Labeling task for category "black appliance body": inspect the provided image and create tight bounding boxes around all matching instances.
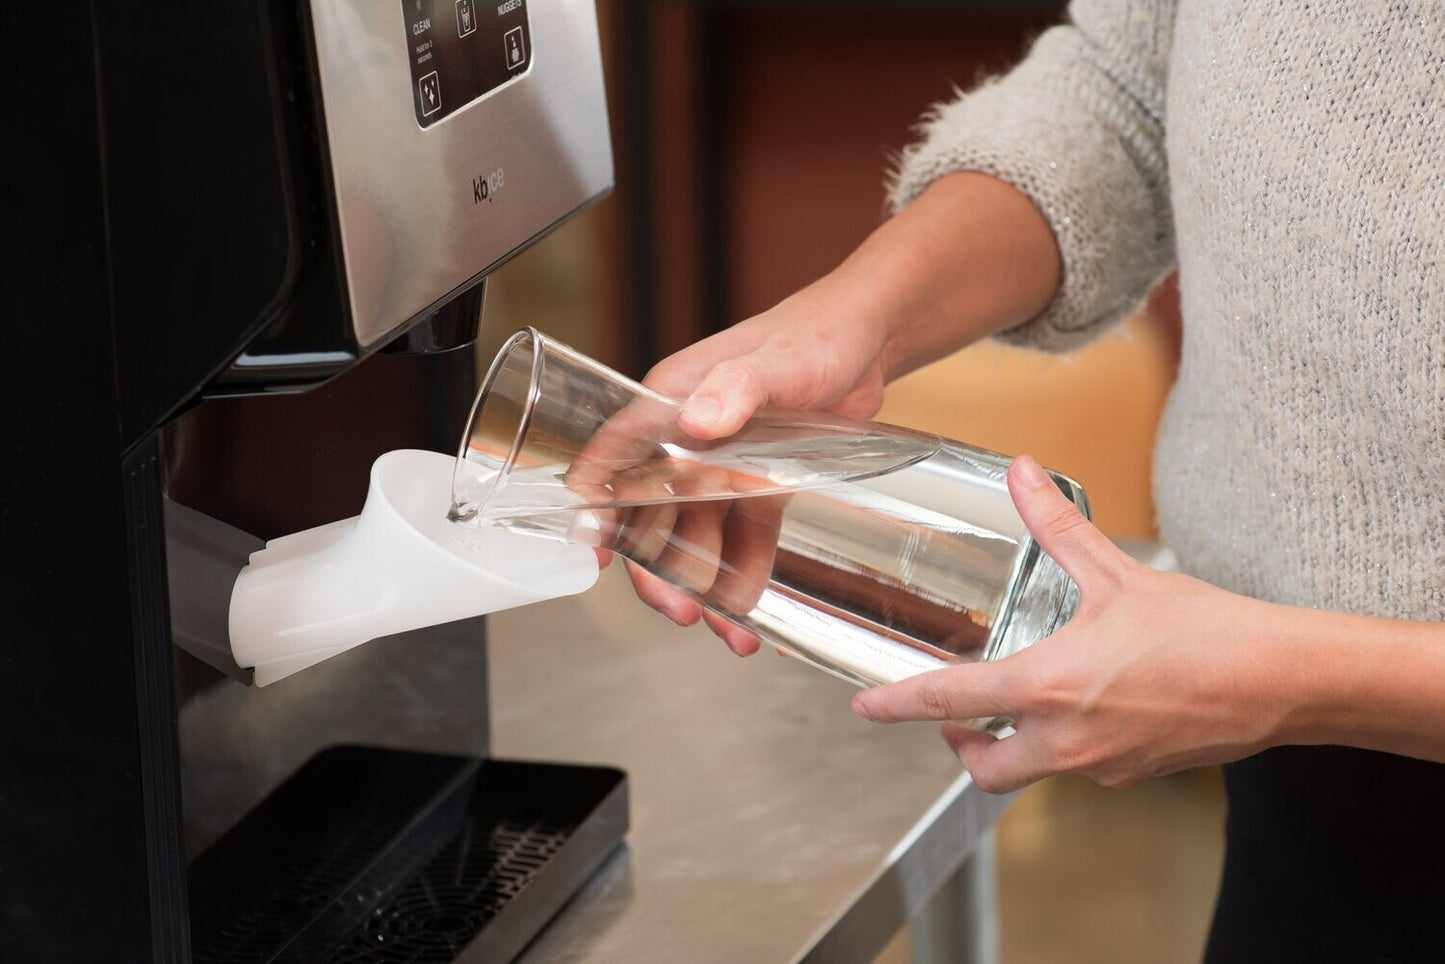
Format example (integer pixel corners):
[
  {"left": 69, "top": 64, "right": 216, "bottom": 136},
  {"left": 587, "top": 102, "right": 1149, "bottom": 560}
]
[{"left": 0, "top": 1, "right": 622, "bottom": 960}]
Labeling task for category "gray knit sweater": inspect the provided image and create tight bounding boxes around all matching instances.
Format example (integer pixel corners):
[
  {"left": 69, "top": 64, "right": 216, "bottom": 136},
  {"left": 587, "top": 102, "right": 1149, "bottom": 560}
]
[{"left": 889, "top": 1, "right": 1443, "bottom": 622}]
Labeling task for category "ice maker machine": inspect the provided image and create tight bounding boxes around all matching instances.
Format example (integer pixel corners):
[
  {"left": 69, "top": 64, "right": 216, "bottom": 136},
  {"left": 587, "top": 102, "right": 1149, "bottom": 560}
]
[{"left": 1, "top": 1, "right": 625, "bottom": 960}]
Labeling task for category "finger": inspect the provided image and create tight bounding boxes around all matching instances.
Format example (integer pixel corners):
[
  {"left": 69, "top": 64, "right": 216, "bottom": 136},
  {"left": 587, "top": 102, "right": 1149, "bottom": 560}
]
[
  {"left": 1008, "top": 455, "right": 1128, "bottom": 590},
  {"left": 702, "top": 610, "right": 762, "bottom": 657},
  {"left": 647, "top": 464, "right": 732, "bottom": 594},
  {"left": 567, "top": 394, "right": 678, "bottom": 491},
  {"left": 641, "top": 326, "right": 768, "bottom": 401},
  {"left": 851, "top": 662, "right": 1016, "bottom": 723},
  {"left": 941, "top": 722, "right": 1051, "bottom": 794},
  {"left": 704, "top": 490, "right": 786, "bottom": 617},
  {"left": 678, "top": 353, "right": 797, "bottom": 439},
  {"left": 608, "top": 467, "right": 680, "bottom": 565},
  {"left": 625, "top": 561, "right": 704, "bottom": 626},
  {"left": 617, "top": 503, "right": 677, "bottom": 565}
]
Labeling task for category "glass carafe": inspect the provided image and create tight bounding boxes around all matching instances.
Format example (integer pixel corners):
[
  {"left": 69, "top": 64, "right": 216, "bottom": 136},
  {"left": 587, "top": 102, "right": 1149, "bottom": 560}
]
[{"left": 451, "top": 328, "right": 1089, "bottom": 689}]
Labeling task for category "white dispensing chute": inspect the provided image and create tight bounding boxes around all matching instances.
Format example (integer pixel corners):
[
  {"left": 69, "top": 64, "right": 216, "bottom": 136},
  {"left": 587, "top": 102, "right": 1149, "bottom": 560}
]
[{"left": 228, "top": 449, "right": 599, "bottom": 686}]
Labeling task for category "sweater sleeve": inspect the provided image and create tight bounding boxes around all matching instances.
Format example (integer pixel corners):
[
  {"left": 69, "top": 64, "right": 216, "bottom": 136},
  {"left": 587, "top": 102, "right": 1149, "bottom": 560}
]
[{"left": 887, "top": 0, "right": 1178, "bottom": 351}]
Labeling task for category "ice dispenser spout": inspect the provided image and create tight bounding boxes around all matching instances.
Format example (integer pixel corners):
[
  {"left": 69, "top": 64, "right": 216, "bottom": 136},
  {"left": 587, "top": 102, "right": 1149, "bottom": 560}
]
[{"left": 228, "top": 449, "right": 599, "bottom": 686}]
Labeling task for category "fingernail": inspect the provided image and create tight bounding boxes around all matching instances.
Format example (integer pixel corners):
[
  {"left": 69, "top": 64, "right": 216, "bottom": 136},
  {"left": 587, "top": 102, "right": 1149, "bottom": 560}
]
[
  {"left": 565, "top": 509, "right": 604, "bottom": 547},
  {"left": 851, "top": 693, "right": 873, "bottom": 720},
  {"left": 682, "top": 394, "right": 721, "bottom": 427},
  {"left": 661, "top": 606, "right": 688, "bottom": 626},
  {"left": 1015, "top": 456, "right": 1050, "bottom": 490}
]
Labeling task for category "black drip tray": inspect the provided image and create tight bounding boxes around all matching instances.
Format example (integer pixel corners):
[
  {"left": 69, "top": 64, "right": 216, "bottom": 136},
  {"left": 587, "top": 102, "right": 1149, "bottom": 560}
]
[{"left": 189, "top": 747, "right": 628, "bottom": 964}]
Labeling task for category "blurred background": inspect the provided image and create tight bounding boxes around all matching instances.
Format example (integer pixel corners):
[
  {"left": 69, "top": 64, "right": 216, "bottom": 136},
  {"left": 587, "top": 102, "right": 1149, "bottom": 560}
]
[{"left": 483, "top": 2, "right": 1224, "bottom": 961}]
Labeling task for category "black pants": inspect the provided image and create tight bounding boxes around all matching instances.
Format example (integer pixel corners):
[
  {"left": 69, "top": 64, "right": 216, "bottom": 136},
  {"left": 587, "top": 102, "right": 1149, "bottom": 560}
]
[{"left": 1204, "top": 747, "right": 1445, "bottom": 963}]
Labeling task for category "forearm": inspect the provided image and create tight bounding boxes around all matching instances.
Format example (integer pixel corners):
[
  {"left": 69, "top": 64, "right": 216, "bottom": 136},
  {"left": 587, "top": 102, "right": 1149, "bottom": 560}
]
[
  {"left": 824, "top": 171, "right": 1062, "bottom": 382},
  {"left": 1270, "top": 604, "right": 1445, "bottom": 762}
]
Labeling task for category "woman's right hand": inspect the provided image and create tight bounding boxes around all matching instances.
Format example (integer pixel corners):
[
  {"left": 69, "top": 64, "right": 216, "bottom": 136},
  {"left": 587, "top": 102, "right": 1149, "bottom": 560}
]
[
  {"left": 645, "top": 276, "right": 895, "bottom": 440},
  {"left": 619, "top": 172, "right": 1065, "bottom": 655},
  {"left": 624, "top": 275, "right": 898, "bottom": 654}
]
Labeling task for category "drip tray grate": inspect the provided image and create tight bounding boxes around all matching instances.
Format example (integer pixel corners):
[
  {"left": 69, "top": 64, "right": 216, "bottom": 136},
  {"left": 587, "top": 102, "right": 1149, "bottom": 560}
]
[
  {"left": 335, "top": 814, "right": 572, "bottom": 962},
  {"left": 189, "top": 747, "right": 627, "bottom": 964}
]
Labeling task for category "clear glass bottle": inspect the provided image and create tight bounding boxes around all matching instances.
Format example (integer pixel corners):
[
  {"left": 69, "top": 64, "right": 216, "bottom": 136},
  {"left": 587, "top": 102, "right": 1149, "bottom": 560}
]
[{"left": 451, "top": 328, "right": 1089, "bottom": 688}]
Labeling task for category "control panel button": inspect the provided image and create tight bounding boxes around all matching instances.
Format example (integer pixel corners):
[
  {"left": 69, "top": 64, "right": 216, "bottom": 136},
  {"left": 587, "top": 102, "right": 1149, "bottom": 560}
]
[
  {"left": 504, "top": 26, "right": 525, "bottom": 71},
  {"left": 455, "top": 0, "right": 476, "bottom": 38},
  {"left": 404, "top": 0, "right": 532, "bottom": 125},
  {"left": 419, "top": 71, "right": 441, "bottom": 116}
]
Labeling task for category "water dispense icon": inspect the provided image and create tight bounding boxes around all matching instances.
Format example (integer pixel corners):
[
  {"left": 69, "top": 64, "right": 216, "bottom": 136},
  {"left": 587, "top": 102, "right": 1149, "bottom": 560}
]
[
  {"left": 456, "top": 0, "right": 476, "bottom": 38},
  {"left": 504, "top": 27, "right": 525, "bottom": 70}
]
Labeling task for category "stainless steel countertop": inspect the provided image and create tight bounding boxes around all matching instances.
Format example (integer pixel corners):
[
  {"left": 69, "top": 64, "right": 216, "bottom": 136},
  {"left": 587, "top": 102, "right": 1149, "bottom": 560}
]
[{"left": 489, "top": 565, "right": 1011, "bottom": 964}]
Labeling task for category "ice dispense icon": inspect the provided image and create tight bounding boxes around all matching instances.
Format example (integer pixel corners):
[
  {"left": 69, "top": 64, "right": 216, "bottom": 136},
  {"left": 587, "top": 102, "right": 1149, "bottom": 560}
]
[
  {"left": 456, "top": 0, "right": 476, "bottom": 38},
  {"left": 505, "top": 27, "right": 525, "bottom": 70}
]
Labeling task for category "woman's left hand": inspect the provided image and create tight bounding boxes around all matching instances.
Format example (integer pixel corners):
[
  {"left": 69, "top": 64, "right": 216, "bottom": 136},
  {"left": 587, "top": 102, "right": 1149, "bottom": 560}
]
[{"left": 851, "top": 455, "right": 1302, "bottom": 793}]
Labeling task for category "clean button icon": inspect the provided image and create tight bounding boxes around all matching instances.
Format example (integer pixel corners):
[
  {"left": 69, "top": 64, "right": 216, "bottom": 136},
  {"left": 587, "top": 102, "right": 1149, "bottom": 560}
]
[{"left": 419, "top": 71, "right": 441, "bottom": 116}]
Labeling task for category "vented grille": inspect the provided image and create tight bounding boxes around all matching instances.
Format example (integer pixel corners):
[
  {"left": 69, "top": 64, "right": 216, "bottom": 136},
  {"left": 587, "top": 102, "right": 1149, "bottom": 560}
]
[
  {"left": 193, "top": 818, "right": 404, "bottom": 962},
  {"left": 329, "top": 816, "right": 572, "bottom": 963},
  {"left": 189, "top": 748, "right": 626, "bottom": 964}
]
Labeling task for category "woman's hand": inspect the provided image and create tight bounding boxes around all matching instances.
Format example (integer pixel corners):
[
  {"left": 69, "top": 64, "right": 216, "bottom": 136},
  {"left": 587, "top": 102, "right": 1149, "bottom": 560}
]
[
  {"left": 623, "top": 277, "right": 899, "bottom": 652},
  {"left": 852, "top": 455, "right": 1302, "bottom": 793},
  {"left": 622, "top": 172, "right": 1065, "bottom": 653},
  {"left": 644, "top": 278, "right": 895, "bottom": 439}
]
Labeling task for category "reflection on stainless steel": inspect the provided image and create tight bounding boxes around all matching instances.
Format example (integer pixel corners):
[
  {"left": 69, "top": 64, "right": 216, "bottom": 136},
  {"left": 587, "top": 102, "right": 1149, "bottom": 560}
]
[
  {"left": 309, "top": 0, "right": 613, "bottom": 347},
  {"left": 488, "top": 567, "right": 1012, "bottom": 964},
  {"left": 163, "top": 498, "right": 260, "bottom": 684},
  {"left": 165, "top": 343, "right": 488, "bottom": 860},
  {"left": 177, "top": 617, "right": 491, "bottom": 856},
  {"left": 906, "top": 834, "right": 998, "bottom": 964}
]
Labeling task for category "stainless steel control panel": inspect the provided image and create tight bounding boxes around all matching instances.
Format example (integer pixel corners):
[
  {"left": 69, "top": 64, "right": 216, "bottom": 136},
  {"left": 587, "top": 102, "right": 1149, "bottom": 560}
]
[{"left": 309, "top": 0, "right": 613, "bottom": 348}]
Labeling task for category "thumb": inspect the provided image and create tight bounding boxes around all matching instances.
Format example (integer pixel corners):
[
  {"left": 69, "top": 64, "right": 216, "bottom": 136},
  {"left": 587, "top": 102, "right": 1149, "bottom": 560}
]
[
  {"left": 852, "top": 661, "right": 1015, "bottom": 723},
  {"left": 678, "top": 353, "right": 794, "bottom": 439},
  {"left": 1008, "top": 455, "right": 1125, "bottom": 590}
]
